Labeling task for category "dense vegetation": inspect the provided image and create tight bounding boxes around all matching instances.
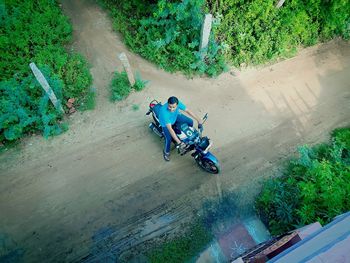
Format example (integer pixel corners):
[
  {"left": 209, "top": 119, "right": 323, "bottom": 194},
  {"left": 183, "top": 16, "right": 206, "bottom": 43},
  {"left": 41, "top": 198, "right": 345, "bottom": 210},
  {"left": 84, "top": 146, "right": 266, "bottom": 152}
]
[
  {"left": 0, "top": 0, "right": 93, "bottom": 143},
  {"left": 101, "top": 0, "right": 350, "bottom": 73},
  {"left": 99, "top": 0, "right": 227, "bottom": 76},
  {"left": 212, "top": 0, "right": 350, "bottom": 66},
  {"left": 255, "top": 128, "right": 350, "bottom": 235}
]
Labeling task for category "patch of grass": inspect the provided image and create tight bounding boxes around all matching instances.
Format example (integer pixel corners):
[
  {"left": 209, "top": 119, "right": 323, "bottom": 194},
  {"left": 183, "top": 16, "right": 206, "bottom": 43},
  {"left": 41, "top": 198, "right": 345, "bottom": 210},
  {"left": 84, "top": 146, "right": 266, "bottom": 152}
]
[
  {"left": 131, "top": 104, "right": 140, "bottom": 111},
  {"left": 109, "top": 71, "right": 131, "bottom": 101},
  {"left": 79, "top": 88, "right": 96, "bottom": 110},
  {"left": 147, "top": 220, "right": 212, "bottom": 263}
]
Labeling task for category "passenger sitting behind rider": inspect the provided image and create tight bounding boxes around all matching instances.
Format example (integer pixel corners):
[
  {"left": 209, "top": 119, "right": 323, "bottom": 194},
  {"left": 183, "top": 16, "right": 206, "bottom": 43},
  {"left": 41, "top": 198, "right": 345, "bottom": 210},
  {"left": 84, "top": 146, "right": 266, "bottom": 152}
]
[{"left": 159, "top": 96, "right": 203, "bottom": 161}]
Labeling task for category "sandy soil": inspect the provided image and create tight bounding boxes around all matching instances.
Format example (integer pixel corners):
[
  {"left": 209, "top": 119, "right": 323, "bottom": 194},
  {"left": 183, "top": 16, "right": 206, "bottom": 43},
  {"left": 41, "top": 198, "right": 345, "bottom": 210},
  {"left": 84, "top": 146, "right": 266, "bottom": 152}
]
[{"left": 0, "top": 0, "right": 349, "bottom": 262}]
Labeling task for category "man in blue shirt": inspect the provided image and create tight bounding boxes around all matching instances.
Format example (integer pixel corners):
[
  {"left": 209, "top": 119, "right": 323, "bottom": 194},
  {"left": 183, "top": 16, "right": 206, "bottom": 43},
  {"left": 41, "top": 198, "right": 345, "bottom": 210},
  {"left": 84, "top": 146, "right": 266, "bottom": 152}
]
[{"left": 159, "top": 96, "right": 202, "bottom": 161}]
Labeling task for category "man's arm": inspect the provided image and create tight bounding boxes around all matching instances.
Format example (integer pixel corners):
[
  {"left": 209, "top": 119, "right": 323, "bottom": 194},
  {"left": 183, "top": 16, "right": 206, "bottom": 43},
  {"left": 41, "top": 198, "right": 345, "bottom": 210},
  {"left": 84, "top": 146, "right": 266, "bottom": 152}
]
[
  {"left": 184, "top": 109, "right": 202, "bottom": 125},
  {"left": 166, "top": 124, "right": 181, "bottom": 145}
]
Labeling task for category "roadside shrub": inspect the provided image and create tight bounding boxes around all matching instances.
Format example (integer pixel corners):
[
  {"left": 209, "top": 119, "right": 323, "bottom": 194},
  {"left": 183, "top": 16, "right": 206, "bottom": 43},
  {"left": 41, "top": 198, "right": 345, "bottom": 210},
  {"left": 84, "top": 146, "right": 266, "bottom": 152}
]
[
  {"left": 59, "top": 53, "right": 93, "bottom": 106},
  {"left": 320, "top": 0, "right": 350, "bottom": 39},
  {"left": 0, "top": 67, "right": 67, "bottom": 141},
  {"left": 211, "top": 0, "right": 350, "bottom": 66},
  {"left": 100, "top": 0, "right": 227, "bottom": 76},
  {"left": 109, "top": 71, "right": 131, "bottom": 101},
  {"left": 0, "top": 0, "right": 93, "bottom": 143},
  {"left": 109, "top": 71, "right": 148, "bottom": 101},
  {"left": 133, "top": 72, "right": 148, "bottom": 91},
  {"left": 101, "top": 0, "right": 349, "bottom": 71},
  {"left": 255, "top": 128, "right": 350, "bottom": 235},
  {"left": 1, "top": 0, "right": 93, "bottom": 104}
]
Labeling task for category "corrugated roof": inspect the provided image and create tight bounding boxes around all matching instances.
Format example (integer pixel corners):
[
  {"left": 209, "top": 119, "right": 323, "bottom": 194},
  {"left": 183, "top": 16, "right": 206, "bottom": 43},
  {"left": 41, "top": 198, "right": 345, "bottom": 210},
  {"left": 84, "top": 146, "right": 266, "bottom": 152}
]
[{"left": 269, "top": 211, "right": 350, "bottom": 263}]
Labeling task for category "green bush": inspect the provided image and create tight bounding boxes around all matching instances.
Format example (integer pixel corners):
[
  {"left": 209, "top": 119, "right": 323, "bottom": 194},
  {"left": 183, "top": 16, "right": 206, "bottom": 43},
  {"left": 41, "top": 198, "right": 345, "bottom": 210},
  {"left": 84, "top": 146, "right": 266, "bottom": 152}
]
[
  {"left": 0, "top": 0, "right": 93, "bottom": 103},
  {"left": 101, "top": 0, "right": 349, "bottom": 71},
  {"left": 109, "top": 71, "right": 148, "bottom": 101},
  {"left": 109, "top": 71, "right": 131, "bottom": 101},
  {"left": 133, "top": 72, "right": 148, "bottom": 91},
  {"left": 0, "top": 0, "right": 72, "bottom": 81},
  {"left": 0, "top": 67, "right": 67, "bottom": 141},
  {"left": 255, "top": 128, "right": 350, "bottom": 235},
  {"left": 212, "top": 0, "right": 350, "bottom": 66},
  {"left": 100, "top": 0, "right": 227, "bottom": 76},
  {"left": 0, "top": 0, "right": 93, "bottom": 143}
]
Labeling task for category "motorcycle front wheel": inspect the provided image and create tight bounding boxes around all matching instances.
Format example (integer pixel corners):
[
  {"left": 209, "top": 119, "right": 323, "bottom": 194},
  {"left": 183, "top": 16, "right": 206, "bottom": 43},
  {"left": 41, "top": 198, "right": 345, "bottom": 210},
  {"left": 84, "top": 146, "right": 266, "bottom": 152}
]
[{"left": 196, "top": 158, "right": 220, "bottom": 174}]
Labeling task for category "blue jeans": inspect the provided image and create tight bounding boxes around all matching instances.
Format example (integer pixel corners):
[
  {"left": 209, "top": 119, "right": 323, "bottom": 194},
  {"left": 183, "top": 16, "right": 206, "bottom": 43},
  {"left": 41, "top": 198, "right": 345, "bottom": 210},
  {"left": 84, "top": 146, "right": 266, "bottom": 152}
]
[{"left": 163, "top": 114, "right": 193, "bottom": 154}]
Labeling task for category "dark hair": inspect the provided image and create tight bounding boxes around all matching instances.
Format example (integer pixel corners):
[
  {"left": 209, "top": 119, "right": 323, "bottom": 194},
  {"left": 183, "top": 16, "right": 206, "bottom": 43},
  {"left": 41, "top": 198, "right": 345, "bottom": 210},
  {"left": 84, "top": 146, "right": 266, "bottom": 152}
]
[{"left": 168, "top": 96, "right": 179, "bottom": 105}]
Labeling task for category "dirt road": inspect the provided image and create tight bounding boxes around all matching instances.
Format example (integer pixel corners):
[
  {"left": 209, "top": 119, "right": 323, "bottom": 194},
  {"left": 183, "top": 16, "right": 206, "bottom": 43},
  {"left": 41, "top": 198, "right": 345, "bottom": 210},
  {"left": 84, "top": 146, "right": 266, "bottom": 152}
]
[{"left": 0, "top": 0, "right": 349, "bottom": 262}]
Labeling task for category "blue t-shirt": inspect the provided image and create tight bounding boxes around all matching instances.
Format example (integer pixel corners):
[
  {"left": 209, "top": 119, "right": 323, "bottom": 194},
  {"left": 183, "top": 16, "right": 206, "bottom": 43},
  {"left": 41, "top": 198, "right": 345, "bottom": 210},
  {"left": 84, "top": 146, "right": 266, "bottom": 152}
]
[{"left": 159, "top": 101, "right": 186, "bottom": 127}]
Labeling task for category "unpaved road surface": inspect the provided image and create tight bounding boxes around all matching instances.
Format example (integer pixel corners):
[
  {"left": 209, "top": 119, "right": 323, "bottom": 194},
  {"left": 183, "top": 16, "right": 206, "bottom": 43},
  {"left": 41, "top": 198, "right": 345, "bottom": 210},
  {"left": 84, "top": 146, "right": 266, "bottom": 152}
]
[{"left": 1, "top": 1, "right": 349, "bottom": 262}]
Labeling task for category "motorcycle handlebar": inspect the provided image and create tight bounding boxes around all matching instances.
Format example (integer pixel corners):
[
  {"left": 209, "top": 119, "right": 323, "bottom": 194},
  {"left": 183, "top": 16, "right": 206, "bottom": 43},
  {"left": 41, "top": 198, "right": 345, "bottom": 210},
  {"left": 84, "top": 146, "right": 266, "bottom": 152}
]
[{"left": 202, "top": 113, "right": 208, "bottom": 122}]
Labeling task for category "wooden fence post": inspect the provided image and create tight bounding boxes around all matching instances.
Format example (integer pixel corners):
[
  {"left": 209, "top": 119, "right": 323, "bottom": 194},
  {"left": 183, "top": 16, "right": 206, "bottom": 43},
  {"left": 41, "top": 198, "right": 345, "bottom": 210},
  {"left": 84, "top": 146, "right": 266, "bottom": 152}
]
[
  {"left": 118, "top": 52, "right": 135, "bottom": 86},
  {"left": 29, "top": 62, "right": 64, "bottom": 113}
]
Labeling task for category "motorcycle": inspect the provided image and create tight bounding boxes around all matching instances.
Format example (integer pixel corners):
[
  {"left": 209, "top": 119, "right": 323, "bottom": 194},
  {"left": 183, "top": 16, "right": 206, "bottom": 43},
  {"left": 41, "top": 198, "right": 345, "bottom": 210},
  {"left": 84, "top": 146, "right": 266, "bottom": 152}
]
[{"left": 146, "top": 100, "right": 220, "bottom": 174}]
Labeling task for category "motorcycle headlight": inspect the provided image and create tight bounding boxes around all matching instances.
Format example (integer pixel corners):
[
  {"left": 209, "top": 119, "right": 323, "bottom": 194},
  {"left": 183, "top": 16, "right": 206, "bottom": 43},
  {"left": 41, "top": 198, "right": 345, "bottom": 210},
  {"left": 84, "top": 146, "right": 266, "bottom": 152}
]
[{"left": 199, "top": 137, "right": 210, "bottom": 150}]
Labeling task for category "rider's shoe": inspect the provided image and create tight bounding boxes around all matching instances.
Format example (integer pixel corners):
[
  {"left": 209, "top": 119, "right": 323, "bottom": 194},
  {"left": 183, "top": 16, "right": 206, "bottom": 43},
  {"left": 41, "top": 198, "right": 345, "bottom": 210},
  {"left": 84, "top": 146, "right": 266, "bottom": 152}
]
[{"left": 163, "top": 151, "right": 170, "bottom": 161}]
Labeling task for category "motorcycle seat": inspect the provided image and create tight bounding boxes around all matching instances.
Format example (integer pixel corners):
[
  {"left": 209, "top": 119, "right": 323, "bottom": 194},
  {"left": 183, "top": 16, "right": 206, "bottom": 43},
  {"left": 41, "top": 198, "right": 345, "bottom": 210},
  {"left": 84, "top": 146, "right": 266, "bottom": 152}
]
[{"left": 152, "top": 103, "right": 162, "bottom": 117}]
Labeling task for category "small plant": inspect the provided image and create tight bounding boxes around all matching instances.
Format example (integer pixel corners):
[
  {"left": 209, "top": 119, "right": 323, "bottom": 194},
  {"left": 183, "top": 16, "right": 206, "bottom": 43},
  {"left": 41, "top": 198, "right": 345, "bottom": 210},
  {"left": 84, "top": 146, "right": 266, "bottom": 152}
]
[
  {"left": 109, "top": 71, "right": 131, "bottom": 101},
  {"left": 131, "top": 104, "right": 140, "bottom": 111},
  {"left": 133, "top": 72, "right": 148, "bottom": 91},
  {"left": 109, "top": 71, "right": 148, "bottom": 101}
]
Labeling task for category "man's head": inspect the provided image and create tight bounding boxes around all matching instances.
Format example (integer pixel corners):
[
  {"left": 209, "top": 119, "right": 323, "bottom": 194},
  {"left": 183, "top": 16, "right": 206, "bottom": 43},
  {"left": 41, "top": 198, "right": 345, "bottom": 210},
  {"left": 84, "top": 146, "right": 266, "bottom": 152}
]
[{"left": 167, "top": 96, "right": 179, "bottom": 112}]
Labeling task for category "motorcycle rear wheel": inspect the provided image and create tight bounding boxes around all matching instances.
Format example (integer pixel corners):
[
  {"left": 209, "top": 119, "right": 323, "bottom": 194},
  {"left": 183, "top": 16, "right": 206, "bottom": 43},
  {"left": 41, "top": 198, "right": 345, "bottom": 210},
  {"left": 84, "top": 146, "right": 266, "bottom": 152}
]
[{"left": 196, "top": 158, "right": 220, "bottom": 174}]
